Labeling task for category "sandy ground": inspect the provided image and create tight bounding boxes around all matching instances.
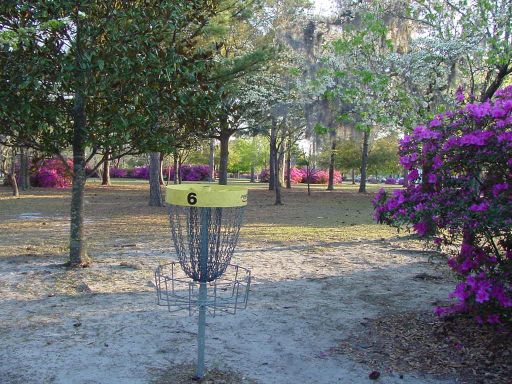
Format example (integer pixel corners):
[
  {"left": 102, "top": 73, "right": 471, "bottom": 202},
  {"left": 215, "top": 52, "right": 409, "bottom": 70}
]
[{"left": 0, "top": 185, "right": 457, "bottom": 384}]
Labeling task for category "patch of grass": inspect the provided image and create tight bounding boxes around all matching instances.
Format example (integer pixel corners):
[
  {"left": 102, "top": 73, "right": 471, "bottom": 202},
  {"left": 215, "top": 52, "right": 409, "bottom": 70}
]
[{"left": 0, "top": 183, "right": 403, "bottom": 254}]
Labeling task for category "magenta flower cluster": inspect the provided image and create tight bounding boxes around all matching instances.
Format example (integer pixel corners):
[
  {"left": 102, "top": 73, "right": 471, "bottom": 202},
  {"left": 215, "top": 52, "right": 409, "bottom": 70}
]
[
  {"left": 108, "top": 164, "right": 210, "bottom": 181},
  {"left": 373, "top": 86, "right": 512, "bottom": 324},
  {"left": 31, "top": 158, "right": 73, "bottom": 188},
  {"left": 259, "top": 168, "right": 343, "bottom": 184}
]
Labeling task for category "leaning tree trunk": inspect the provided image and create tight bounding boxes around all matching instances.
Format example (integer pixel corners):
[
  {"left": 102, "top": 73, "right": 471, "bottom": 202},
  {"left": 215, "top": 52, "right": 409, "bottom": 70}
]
[
  {"left": 358, "top": 130, "right": 369, "bottom": 193},
  {"left": 278, "top": 140, "right": 286, "bottom": 187},
  {"left": 149, "top": 152, "right": 163, "bottom": 207},
  {"left": 218, "top": 133, "right": 230, "bottom": 185},
  {"left": 69, "top": 92, "right": 91, "bottom": 267},
  {"left": 327, "top": 137, "right": 336, "bottom": 191},
  {"left": 208, "top": 139, "right": 215, "bottom": 182},
  {"left": 101, "top": 153, "right": 111, "bottom": 186}
]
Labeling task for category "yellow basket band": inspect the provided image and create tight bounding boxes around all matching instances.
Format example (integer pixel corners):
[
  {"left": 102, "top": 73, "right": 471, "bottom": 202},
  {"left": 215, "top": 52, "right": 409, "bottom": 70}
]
[{"left": 165, "top": 184, "right": 248, "bottom": 208}]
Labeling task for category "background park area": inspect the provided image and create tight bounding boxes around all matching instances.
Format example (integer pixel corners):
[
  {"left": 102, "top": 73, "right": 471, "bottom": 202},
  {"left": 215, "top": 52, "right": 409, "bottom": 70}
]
[{"left": 1, "top": 0, "right": 511, "bottom": 383}]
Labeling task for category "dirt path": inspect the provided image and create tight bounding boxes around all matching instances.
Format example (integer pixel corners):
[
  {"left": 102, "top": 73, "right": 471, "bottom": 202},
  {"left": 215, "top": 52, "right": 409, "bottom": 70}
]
[{"left": 0, "top": 185, "right": 457, "bottom": 383}]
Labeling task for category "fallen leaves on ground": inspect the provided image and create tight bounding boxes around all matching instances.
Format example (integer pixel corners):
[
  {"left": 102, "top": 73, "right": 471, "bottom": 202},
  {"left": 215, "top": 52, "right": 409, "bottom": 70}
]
[{"left": 337, "top": 311, "right": 512, "bottom": 384}]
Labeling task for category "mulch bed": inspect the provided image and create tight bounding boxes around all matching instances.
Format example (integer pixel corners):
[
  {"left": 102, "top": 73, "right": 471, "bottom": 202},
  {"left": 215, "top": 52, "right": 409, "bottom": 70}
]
[
  {"left": 150, "top": 363, "right": 257, "bottom": 384},
  {"left": 337, "top": 312, "right": 512, "bottom": 383}
]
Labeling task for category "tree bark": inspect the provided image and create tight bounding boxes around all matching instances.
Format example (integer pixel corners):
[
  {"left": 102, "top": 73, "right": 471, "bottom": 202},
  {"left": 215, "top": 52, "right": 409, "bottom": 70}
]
[
  {"left": 19, "top": 147, "right": 30, "bottom": 190},
  {"left": 306, "top": 163, "right": 311, "bottom": 196},
  {"left": 269, "top": 118, "right": 277, "bottom": 190},
  {"left": 159, "top": 153, "right": 164, "bottom": 185},
  {"left": 358, "top": 130, "right": 369, "bottom": 193},
  {"left": 480, "top": 63, "right": 511, "bottom": 102},
  {"left": 218, "top": 133, "right": 230, "bottom": 185},
  {"left": 69, "top": 92, "right": 91, "bottom": 267},
  {"left": 149, "top": 152, "right": 163, "bottom": 206},
  {"left": 8, "top": 154, "right": 19, "bottom": 197},
  {"left": 327, "top": 137, "right": 336, "bottom": 191},
  {"left": 173, "top": 152, "right": 179, "bottom": 185},
  {"left": 208, "top": 139, "right": 215, "bottom": 182},
  {"left": 351, "top": 168, "right": 355, "bottom": 185},
  {"left": 285, "top": 142, "right": 291, "bottom": 189},
  {"left": 274, "top": 149, "right": 282, "bottom": 205},
  {"left": 250, "top": 163, "right": 255, "bottom": 183},
  {"left": 101, "top": 153, "right": 110, "bottom": 186},
  {"left": 279, "top": 140, "right": 286, "bottom": 187},
  {"left": 402, "top": 168, "right": 409, "bottom": 187}
]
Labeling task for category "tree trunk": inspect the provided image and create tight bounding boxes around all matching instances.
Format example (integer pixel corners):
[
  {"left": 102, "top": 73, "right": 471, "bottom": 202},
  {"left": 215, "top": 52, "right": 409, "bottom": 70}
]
[
  {"left": 285, "top": 143, "right": 291, "bottom": 189},
  {"left": 178, "top": 157, "right": 183, "bottom": 184},
  {"left": 149, "top": 152, "right": 163, "bottom": 207},
  {"left": 358, "top": 130, "right": 369, "bottom": 193},
  {"left": 327, "top": 137, "right": 336, "bottom": 191},
  {"left": 278, "top": 141, "right": 286, "bottom": 187},
  {"left": 276, "top": 144, "right": 286, "bottom": 187},
  {"left": 159, "top": 153, "right": 164, "bottom": 185},
  {"left": 101, "top": 154, "right": 110, "bottom": 186},
  {"left": 480, "top": 63, "right": 510, "bottom": 102},
  {"left": 69, "top": 92, "right": 91, "bottom": 267},
  {"left": 306, "top": 164, "right": 311, "bottom": 196},
  {"left": 250, "top": 163, "right": 255, "bottom": 183},
  {"left": 351, "top": 169, "right": 355, "bottom": 185},
  {"left": 274, "top": 149, "right": 282, "bottom": 205},
  {"left": 208, "top": 139, "right": 215, "bottom": 182},
  {"left": 19, "top": 148, "right": 30, "bottom": 190},
  {"left": 8, "top": 154, "right": 19, "bottom": 197},
  {"left": 173, "top": 153, "right": 179, "bottom": 185},
  {"left": 269, "top": 118, "right": 277, "bottom": 190},
  {"left": 402, "top": 168, "right": 409, "bottom": 187},
  {"left": 218, "top": 133, "right": 230, "bottom": 185}
]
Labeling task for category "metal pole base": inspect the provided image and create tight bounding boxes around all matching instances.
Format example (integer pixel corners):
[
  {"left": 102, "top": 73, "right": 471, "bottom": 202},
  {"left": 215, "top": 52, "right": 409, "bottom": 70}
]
[{"left": 195, "top": 282, "right": 207, "bottom": 379}]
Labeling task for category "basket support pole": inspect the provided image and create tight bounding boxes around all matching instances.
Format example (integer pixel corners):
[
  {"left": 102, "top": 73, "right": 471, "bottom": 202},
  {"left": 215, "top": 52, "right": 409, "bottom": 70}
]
[{"left": 195, "top": 208, "right": 210, "bottom": 379}]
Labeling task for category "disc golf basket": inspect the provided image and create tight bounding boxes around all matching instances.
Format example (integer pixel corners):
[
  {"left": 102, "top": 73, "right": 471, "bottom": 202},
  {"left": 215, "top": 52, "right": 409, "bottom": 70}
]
[{"left": 154, "top": 184, "right": 251, "bottom": 379}]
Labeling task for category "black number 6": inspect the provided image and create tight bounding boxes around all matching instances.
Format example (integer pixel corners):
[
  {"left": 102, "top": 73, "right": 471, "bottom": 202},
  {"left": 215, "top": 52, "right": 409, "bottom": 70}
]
[{"left": 187, "top": 192, "right": 197, "bottom": 205}]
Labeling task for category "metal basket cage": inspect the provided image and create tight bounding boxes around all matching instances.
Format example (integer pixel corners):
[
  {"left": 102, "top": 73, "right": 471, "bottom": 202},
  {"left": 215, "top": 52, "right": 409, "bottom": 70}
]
[
  {"left": 168, "top": 205, "right": 245, "bottom": 283},
  {"left": 155, "top": 262, "right": 251, "bottom": 316}
]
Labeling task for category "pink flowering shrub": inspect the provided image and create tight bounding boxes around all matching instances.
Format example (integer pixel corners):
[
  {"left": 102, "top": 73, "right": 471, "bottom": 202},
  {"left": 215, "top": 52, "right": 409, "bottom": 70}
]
[
  {"left": 373, "top": 86, "right": 512, "bottom": 324},
  {"left": 31, "top": 158, "right": 73, "bottom": 188},
  {"left": 289, "top": 167, "right": 306, "bottom": 183},
  {"left": 261, "top": 167, "right": 343, "bottom": 184},
  {"left": 306, "top": 169, "right": 342, "bottom": 184}
]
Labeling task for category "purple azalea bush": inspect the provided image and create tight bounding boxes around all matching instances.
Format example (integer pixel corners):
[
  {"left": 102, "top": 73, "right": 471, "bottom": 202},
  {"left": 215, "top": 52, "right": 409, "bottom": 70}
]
[
  {"left": 129, "top": 166, "right": 150, "bottom": 179},
  {"left": 373, "top": 86, "right": 512, "bottom": 324},
  {"left": 126, "top": 164, "right": 210, "bottom": 181},
  {"left": 259, "top": 169, "right": 270, "bottom": 182},
  {"left": 178, "top": 164, "right": 210, "bottom": 181},
  {"left": 110, "top": 167, "right": 128, "bottom": 178},
  {"left": 263, "top": 167, "right": 343, "bottom": 184},
  {"left": 31, "top": 158, "right": 73, "bottom": 188}
]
